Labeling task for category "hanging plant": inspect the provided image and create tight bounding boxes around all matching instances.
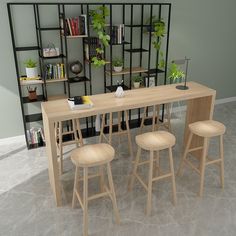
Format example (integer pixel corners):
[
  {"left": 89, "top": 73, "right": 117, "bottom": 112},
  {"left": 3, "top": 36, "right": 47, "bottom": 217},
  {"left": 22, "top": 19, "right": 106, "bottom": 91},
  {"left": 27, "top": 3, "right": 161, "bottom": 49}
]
[
  {"left": 89, "top": 6, "right": 110, "bottom": 67},
  {"left": 146, "top": 17, "right": 166, "bottom": 69}
]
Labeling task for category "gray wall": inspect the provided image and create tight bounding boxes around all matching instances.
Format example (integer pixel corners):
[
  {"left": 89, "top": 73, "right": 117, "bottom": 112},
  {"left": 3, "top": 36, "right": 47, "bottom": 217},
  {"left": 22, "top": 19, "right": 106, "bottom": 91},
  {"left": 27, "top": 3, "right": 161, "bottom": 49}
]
[{"left": 1, "top": 0, "right": 236, "bottom": 139}]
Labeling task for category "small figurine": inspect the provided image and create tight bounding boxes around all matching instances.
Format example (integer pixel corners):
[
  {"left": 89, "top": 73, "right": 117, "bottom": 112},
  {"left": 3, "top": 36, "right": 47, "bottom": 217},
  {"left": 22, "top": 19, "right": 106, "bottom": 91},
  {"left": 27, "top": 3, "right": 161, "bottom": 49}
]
[{"left": 115, "top": 80, "right": 125, "bottom": 98}]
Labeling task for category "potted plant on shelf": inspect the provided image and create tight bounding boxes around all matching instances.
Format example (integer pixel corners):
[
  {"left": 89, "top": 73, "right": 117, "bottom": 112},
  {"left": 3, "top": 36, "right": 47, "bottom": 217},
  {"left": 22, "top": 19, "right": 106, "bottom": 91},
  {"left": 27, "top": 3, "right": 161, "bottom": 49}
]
[
  {"left": 112, "top": 58, "right": 123, "bottom": 72},
  {"left": 24, "top": 59, "right": 38, "bottom": 78},
  {"left": 132, "top": 76, "right": 143, "bottom": 89}
]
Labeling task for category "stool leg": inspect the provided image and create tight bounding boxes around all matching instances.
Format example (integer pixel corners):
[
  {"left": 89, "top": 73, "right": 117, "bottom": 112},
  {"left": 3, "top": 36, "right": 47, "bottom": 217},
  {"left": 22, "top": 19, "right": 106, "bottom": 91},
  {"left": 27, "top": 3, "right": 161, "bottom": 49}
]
[
  {"left": 99, "top": 166, "right": 105, "bottom": 192},
  {"left": 199, "top": 138, "right": 208, "bottom": 197},
  {"left": 146, "top": 151, "right": 154, "bottom": 216},
  {"left": 124, "top": 110, "right": 134, "bottom": 159},
  {"left": 140, "top": 107, "right": 147, "bottom": 133},
  {"left": 152, "top": 105, "right": 156, "bottom": 132},
  {"left": 219, "top": 135, "right": 224, "bottom": 189},
  {"left": 107, "top": 163, "right": 120, "bottom": 224},
  {"left": 177, "top": 132, "right": 193, "bottom": 176},
  {"left": 76, "top": 119, "right": 84, "bottom": 146},
  {"left": 128, "top": 146, "right": 141, "bottom": 191},
  {"left": 166, "top": 103, "right": 172, "bottom": 132},
  {"left": 83, "top": 167, "right": 88, "bottom": 236},
  {"left": 169, "top": 148, "right": 177, "bottom": 205},
  {"left": 153, "top": 151, "right": 160, "bottom": 177},
  {"left": 72, "top": 166, "right": 80, "bottom": 208},
  {"left": 118, "top": 111, "right": 122, "bottom": 145},
  {"left": 155, "top": 105, "right": 160, "bottom": 130},
  {"left": 58, "top": 121, "right": 63, "bottom": 175},
  {"left": 99, "top": 114, "right": 105, "bottom": 143},
  {"left": 109, "top": 112, "right": 113, "bottom": 145},
  {"left": 72, "top": 119, "right": 79, "bottom": 147}
]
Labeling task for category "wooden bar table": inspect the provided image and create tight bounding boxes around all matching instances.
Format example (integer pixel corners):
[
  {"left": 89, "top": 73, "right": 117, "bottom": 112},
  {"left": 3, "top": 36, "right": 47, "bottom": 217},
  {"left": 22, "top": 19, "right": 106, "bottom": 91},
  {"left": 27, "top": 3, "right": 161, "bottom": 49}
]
[{"left": 42, "top": 82, "right": 216, "bottom": 206}]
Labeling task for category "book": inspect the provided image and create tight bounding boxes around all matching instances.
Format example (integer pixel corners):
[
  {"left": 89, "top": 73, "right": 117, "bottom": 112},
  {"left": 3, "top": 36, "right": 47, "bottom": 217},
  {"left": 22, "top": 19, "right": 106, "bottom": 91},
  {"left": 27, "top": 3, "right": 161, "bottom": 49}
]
[
  {"left": 145, "top": 76, "right": 155, "bottom": 87},
  {"left": 67, "top": 96, "right": 93, "bottom": 110}
]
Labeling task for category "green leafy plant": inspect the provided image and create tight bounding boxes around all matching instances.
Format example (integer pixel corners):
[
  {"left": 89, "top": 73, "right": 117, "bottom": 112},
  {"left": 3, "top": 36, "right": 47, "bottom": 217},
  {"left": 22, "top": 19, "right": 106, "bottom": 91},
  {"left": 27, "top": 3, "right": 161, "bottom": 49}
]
[
  {"left": 168, "top": 62, "right": 185, "bottom": 82},
  {"left": 132, "top": 75, "right": 143, "bottom": 83},
  {"left": 24, "top": 59, "right": 37, "bottom": 68},
  {"left": 112, "top": 58, "right": 123, "bottom": 67},
  {"left": 90, "top": 6, "right": 110, "bottom": 67}
]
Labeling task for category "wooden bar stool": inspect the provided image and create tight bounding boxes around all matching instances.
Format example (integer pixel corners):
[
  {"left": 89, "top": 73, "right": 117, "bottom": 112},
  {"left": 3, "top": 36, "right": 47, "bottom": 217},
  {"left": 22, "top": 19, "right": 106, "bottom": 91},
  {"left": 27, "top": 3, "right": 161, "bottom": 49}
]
[
  {"left": 71, "top": 143, "right": 120, "bottom": 236},
  {"left": 140, "top": 104, "right": 172, "bottom": 133},
  {"left": 177, "top": 120, "right": 226, "bottom": 197},
  {"left": 129, "top": 131, "right": 177, "bottom": 216},
  {"left": 99, "top": 110, "right": 134, "bottom": 158},
  {"left": 55, "top": 119, "right": 83, "bottom": 174}
]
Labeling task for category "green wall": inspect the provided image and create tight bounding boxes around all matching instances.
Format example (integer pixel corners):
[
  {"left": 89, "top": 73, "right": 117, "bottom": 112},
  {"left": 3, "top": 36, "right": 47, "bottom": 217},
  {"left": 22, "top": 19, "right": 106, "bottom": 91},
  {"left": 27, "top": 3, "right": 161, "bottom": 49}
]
[{"left": 1, "top": 0, "right": 236, "bottom": 139}]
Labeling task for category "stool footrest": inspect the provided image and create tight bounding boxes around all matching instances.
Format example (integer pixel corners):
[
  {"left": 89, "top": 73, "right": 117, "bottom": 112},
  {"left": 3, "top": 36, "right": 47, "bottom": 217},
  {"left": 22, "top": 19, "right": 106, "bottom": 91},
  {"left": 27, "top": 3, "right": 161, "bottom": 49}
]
[
  {"left": 188, "top": 146, "right": 203, "bottom": 153},
  {"left": 135, "top": 173, "right": 148, "bottom": 191},
  {"left": 152, "top": 172, "right": 172, "bottom": 181},
  {"left": 88, "top": 190, "right": 110, "bottom": 201},
  {"left": 78, "top": 173, "right": 101, "bottom": 181},
  {"left": 75, "top": 190, "right": 84, "bottom": 211},
  {"left": 206, "top": 157, "right": 222, "bottom": 166},
  {"left": 185, "top": 159, "right": 200, "bottom": 174}
]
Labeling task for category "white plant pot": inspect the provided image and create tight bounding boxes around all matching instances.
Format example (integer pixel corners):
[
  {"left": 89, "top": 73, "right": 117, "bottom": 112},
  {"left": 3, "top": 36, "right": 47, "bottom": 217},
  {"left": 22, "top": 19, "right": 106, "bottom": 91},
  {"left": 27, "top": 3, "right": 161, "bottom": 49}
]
[
  {"left": 133, "top": 82, "right": 140, "bottom": 89},
  {"left": 113, "top": 66, "right": 123, "bottom": 72},
  {"left": 26, "top": 67, "right": 38, "bottom": 78}
]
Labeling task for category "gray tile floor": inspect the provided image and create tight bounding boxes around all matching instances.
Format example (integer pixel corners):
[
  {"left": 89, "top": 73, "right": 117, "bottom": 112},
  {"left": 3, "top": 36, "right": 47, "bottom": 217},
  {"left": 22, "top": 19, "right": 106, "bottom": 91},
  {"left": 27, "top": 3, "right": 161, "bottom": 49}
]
[{"left": 0, "top": 102, "right": 236, "bottom": 236}]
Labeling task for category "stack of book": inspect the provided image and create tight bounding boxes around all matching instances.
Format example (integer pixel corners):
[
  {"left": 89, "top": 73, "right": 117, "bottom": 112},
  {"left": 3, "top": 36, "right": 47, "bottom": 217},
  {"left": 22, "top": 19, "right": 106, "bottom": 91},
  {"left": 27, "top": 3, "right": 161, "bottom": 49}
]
[
  {"left": 60, "top": 14, "right": 87, "bottom": 36},
  {"left": 84, "top": 37, "right": 100, "bottom": 61},
  {"left": 110, "top": 24, "right": 125, "bottom": 44},
  {"left": 67, "top": 96, "right": 93, "bottom": 110},
  {"left": 27, "top": 127, "right": 45, "bottom": 146},
  {"left": 45, "top": 63, "right": 65, "bottom": 80}
]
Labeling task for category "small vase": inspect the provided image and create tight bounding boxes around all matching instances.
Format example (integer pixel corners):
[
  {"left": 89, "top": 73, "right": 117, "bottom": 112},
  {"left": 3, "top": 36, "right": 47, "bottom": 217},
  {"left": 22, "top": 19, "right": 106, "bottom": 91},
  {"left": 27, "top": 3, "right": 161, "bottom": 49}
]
[
  {"left": 28, "top": 91, "right": 37, "bottom": 101},
  {"left": 26, "top": 67, "right": 38, "bottom": 78},
  {"left": 115, "top": 86, "right": 125, "bottom": 98}
]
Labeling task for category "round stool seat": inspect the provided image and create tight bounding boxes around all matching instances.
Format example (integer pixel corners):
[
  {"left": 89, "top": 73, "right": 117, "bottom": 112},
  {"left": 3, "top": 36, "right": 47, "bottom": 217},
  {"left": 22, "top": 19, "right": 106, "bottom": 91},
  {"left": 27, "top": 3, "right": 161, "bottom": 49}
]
[
  {"left": 136, "top": 131, "right": 176, "bottom": 151},
  {"left": 71, "top": 143, "right": 115, "bottom": 167},
  {"left": 189, "top": 120, "right": 226, "bottom": 138}
]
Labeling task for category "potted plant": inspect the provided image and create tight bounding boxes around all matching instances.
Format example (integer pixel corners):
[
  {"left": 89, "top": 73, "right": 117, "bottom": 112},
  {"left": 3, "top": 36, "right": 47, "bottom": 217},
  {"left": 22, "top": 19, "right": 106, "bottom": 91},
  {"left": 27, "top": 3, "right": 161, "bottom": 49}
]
[
  {"left": 112, "top": 58, "right": 123, "bottom": 72},
  {"left": 168, "top": 62, "right": 185, "bottom": 83},
  {"left": 132, "top": 75, "right": 143, "bottom": 89},
  {"left": 24, "top": 59, "right": 38, "bottom": 78}
]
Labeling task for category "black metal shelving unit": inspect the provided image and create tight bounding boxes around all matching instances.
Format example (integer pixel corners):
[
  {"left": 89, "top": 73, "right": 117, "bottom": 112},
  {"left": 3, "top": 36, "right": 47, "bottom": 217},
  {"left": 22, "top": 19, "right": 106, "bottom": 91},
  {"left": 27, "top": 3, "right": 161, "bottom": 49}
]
[{"left": 8, "top": 2, "right": 171, "bottom": 149}]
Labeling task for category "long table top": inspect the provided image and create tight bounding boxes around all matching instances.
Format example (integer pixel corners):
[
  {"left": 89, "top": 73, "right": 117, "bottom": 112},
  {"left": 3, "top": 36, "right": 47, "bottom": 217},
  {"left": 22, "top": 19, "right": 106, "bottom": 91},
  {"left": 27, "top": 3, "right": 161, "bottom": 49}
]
[{"left": 41, "top": 82, "right": 216, "bottom": 122}]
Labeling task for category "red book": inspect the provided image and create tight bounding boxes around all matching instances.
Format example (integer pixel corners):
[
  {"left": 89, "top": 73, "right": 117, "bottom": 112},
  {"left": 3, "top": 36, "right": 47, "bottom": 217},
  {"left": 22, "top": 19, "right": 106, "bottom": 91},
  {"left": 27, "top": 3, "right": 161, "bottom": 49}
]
[
  {"left": 74, "top": 17, "right": 79, "bottom": 35},
  {"left": 70, "top": 18, "right": 75, "bottom": 36}
]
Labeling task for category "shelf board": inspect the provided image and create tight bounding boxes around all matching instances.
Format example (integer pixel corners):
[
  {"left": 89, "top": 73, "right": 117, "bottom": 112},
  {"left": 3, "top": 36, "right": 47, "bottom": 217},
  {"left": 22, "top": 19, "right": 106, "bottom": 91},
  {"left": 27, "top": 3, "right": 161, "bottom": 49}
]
[
  {"left": 69, "top": 76, "right": 90, "bottom": 83},
  {"left": 65, "top": 35, "right": 88, "bottom": 39},
  {"left": 85, "top": 59, "right": 111, "bottom": 65},
  {"left": 144, "top": 68, "right": 165, "bottom": 75},
  {"left": 40, "top": 54, "right": 66, "bottom": 59},
  {"left": 106, "top": 85, "right": 130, "bottom": 92},
  {"left": 109, "top": 41, "right": 130, "bottom": 45},
  {"left": 37, "top": 27, "right": 61, "bottom": 31},
  {"left": 20, "top": 79, "right": 43, "bottom": 86},
  {"left": 15, "top": 46, "right": 40, "bottom": 51},
  {"left": 47, "top": 94, "right": 68, "bottom": 101},
  {"left": 45, "top": 78, "right": 68, "bottom": 83},
  {"left": 125, "top": 48, "right": 148, "bottom": 53},
  {"left": 25, "top": 113, "right": 42, "bottom": 123},
  {"left": 22, "top": 95, "right": 44, "bottom": 103},
  {"left": 106, "top": 67, "right": 147, "bottom": 76}
]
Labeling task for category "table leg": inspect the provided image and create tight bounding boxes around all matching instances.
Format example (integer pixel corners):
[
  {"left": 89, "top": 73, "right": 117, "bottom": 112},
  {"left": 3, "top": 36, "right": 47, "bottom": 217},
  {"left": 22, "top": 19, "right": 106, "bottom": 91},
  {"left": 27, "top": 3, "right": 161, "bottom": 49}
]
[{"left": 43, "top": 113, "right": 62, "bottom": 206}]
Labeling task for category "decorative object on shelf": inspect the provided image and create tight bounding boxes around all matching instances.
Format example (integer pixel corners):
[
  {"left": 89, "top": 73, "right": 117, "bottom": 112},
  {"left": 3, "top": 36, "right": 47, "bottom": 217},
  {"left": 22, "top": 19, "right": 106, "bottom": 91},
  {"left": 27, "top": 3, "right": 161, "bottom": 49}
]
[
  {"left": 172, "top": 57, "right": 190, "bottom": 90},
  {"left": 115, "top": 80, "right": 125, "bottom": 98},
  {"left": 27, "top": 86, "right": 37, "bottom": 101},
  {"left": 132, "top": 76, "right": 143, "bottom": 89},
  {"left": 112, "top": 58, "right": 123, "bottom": 72},
  {"left": 110, "top": 24, "right": 125, "bottom": 44},
  {"left": 43, "top": 43, "right": 60, "bottom": 57},
  {"left": 89, "top": 6, "right": 110, "bottom": 67},
  {"left": 24, "top": 59, "right": 38, "bottom": 78},
  {"left": 145, "top": 76, "right": 155, "bottom": 87},
  {"left": 45, "top": 63, "right": 65, "bottom": 80},
  {"left": 70, "top": 61, "right": 83, "bottom": 81}
]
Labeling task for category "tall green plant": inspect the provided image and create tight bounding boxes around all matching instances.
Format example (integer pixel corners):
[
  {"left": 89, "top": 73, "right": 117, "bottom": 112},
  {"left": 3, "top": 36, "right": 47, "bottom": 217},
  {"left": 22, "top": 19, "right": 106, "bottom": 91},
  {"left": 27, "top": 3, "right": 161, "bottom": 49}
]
[
  {"left": 168, "top": 62, "right": 185, "bottom": 82},
  {"left": 90, "top": 6, "right": 110, "bottom": 67}
]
